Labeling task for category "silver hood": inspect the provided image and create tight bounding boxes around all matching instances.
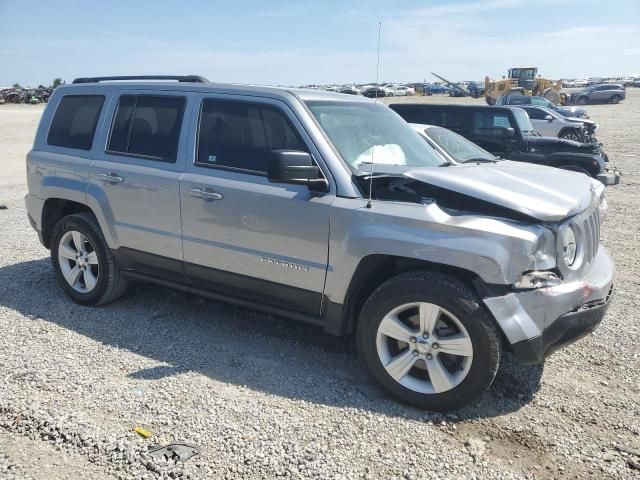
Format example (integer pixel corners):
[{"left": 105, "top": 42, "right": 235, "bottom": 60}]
[{"left": 404, "top": 161, "right": 595, "bottom": 222}]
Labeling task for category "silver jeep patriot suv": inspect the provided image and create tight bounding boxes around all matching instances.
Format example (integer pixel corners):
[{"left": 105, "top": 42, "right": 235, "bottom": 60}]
[{"left": 25, "top": 76, "right": 615, "bottom": 411}]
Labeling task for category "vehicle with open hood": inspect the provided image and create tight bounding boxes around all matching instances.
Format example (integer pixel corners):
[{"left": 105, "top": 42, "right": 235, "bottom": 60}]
[
  {"left": 26, "top": 76, "right": 615, "bottom": 411},
  {"left": 511, "top": 105, "right": 599, "bottom": 143}
]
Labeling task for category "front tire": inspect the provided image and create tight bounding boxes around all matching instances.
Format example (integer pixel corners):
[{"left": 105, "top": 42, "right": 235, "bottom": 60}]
[
  {"left": 357, "top": 272, "right": 501, "bottom": 411},
  {"left": 609, "top": 95, "right": 621, "bottom": 104},
  {"left": 51, "top": 213, "right": 128, "bottom": 306},
  {"left": 577, "top": 96, "right": 588, "bottom": 105}
]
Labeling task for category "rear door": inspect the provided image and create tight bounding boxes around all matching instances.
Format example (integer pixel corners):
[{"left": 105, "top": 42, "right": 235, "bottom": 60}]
[
  {"left": 89, "top": 92, "right": 193, "bottom": 281},
  {"left": 179, "top": 94, "right": 333, "bottom": 315},
  {"left": 590, "top": 86, "right": 608, "bottom": 102}
]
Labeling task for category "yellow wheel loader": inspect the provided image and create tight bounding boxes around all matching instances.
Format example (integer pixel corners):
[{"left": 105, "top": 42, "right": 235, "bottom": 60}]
[{"left": 485, "top": 67, "right": 564, "bottom": 105}]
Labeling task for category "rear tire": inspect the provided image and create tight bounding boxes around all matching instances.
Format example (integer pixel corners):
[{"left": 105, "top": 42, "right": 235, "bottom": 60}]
[
  {"left": 357, "top": 271, "right": 501, "bottom": 411},
  {"left": 51, "top": 213, "right": 128, "bottom": 306}
]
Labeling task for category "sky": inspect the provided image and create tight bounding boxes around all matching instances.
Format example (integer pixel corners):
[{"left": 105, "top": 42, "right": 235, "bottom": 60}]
[{"left": 1, "top": 0, "right": 639, "bottom": 87}]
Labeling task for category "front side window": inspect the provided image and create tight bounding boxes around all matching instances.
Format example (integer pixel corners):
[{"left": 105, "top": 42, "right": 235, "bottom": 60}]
[
  {"left": 107, "top": 95, "right": 185, "bottom": 162},
  {"left": 307, "top": 101, "right": 447, "bottom": 171},
  {"left": 525, "top": 107, "right": 546, "bottom": 120},
  {"left": 511, "top": 108, "right": 535, "bottom": 134},
  {"left": 47, "top": 95, "right": 105, "bottom": 150},
  {"left": 506, "top": 96, "right": 529, "bottom": 106},
  {"left": 196, "top": 100, "right": 307, "bottom": 173}
]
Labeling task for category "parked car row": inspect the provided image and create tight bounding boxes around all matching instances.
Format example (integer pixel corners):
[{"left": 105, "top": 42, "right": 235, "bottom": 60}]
[
  {"left": 563, "top": 77, "right": 638, "bottom": 88},
  {"left": 320, "top": 83, "right": 417, "bottom": 98},
  {"left": 312, "top": 82, "right": 471, "bottom": 98}
]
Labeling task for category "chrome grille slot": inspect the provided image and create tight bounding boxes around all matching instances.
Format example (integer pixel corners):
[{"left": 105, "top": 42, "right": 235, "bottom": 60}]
[
  {"left": 583, "top": 218, "right": 593, "bottom": 262},
  {"left": 579, "top": 207, "right": 600, "bottom": 267}
]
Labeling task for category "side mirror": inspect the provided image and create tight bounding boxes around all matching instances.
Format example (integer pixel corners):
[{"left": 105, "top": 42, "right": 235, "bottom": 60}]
[
  {"left": 545, "top": 115, "right": 553, "bottom": 122},
  {"left": 503, "top": 127, "right": 516, "bottom": 139},
  {"left": 267, "top": 150, "right": 328, "bottom": 192}
]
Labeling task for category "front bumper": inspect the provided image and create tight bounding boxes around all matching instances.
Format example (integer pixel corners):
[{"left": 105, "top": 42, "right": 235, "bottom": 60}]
[
  {"left": 597, "top": 167, "right": 621, "bottom": 186},
  {"left": 483, "top": 246, "right": 615, "bottom": 364},
  {"left": 510, "top": 291, "right": 613, "bottom": 363}
]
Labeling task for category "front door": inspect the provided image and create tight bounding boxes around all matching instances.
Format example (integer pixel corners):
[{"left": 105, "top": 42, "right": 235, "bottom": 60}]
[
  {"left": 179, "top": 95, "right": 333, "bottom": 315},
  {"left": 89, "top": 92, "right": 193, "bottom": 281}
]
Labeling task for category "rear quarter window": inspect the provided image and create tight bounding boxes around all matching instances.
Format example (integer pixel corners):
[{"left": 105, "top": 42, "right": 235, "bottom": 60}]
[
  {"left": 431, "top": 110, "right": 465, "bottom": 132},
  {"left": 47, "top": 95, "right": 105, "bottom": 150}
]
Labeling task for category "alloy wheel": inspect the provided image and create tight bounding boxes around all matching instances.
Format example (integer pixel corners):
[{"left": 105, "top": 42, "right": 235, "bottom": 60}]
[
  {"left": 562, "top": 132, "right": 581, "bottom": 142},
  {"left": 375, "top": 302, "right": 473, "bottom": 394},
  {"left": 57, "top": 230, "right": 100, "bottom": 293}
]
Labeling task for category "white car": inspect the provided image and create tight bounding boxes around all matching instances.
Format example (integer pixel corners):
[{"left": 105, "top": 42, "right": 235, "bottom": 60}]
[{"left": 386, "top": 85, "right": 415, "bottom": 96}]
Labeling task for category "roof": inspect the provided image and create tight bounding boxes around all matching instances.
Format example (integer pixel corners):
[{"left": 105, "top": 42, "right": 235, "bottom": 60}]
[{"left": 57, "top": 79, "right": 372, "bottom": 104}]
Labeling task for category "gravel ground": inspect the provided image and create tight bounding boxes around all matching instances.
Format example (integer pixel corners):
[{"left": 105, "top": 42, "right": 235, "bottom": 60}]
[{"left": 0, "top": 91, "right": 639, "bottom": 480}]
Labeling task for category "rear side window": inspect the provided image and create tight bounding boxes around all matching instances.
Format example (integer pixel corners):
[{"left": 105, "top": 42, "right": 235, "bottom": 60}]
[
  {"left": 390, "top": 106, "right": 429, "bottom": 124},
  {"left": 107, "top": 95, "right": 185, "bottom": 162},
  {"left": 47, "top": 95, "right": 105, "bottom": 150},
  {"left": 196, "top": 100, "right": 307, "bottom": 173},
  {"left": 393, "top": 107, "right": 466, "bottom": 134},
  {"left": 429, "top": 110, "right": 465, "bottom": 133}
]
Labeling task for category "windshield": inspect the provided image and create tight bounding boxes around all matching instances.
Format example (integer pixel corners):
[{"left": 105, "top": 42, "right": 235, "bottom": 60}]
[
  {"left": 424, "top": 127, "right": 495, "bottom": 163},
  {"left": 511, "top": 108, "right": 535, "bottom": 135},
  {"left": 305, "top": 101, "right": 447, "bottom": 172}
]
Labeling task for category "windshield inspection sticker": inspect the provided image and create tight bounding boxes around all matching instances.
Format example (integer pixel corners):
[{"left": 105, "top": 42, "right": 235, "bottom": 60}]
[{"left": 208, "top": 155, "right": 217, "bottom": 163}]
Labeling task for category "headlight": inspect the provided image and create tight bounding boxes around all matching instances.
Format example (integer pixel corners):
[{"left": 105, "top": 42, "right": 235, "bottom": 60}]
[
  {"left": 514, "top": 270, "right": 561, "bottom": 290},
  {"left": 561, "top": 225, "right": 578, "bottom": 266}
]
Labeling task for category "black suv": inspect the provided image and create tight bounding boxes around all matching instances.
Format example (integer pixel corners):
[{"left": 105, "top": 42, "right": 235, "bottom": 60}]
[{"left": 389, "top": 104, "right": 619, "bottom": 185}]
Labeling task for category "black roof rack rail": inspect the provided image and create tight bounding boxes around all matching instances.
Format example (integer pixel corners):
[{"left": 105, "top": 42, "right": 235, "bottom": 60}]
[{"left": 72, "top": 75, "right": 209, "bottom": 84}]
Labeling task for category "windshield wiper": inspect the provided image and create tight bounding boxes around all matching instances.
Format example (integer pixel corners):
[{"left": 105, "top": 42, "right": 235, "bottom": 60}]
[{"left": 460, "top": 157, "right": 497, "bottom": 164}]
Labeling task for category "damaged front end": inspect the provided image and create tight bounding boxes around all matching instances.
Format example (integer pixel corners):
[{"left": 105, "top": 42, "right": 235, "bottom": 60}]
[{"left": 356, "top": 161, "right": 615, "bottom": 363}]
